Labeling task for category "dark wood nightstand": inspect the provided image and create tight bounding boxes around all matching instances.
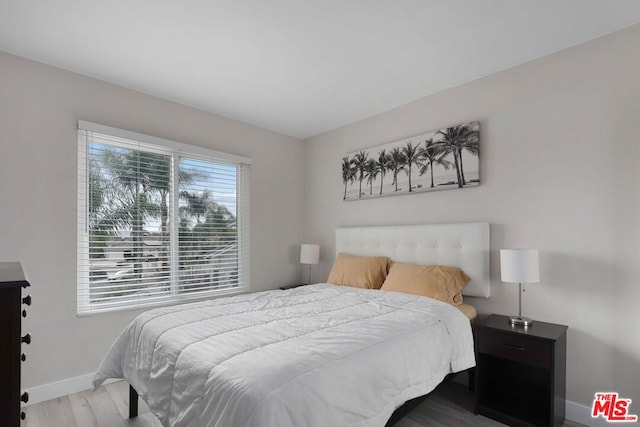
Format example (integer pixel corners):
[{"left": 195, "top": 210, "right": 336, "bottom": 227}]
[
  {"left": 278, "top": 283, "right": 308, "bottom": 290},
  {"left": 475, "top": 314, "right": 567, "bottom": 427}
]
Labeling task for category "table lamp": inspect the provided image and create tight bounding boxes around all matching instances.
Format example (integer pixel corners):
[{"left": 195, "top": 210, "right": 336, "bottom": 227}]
[
  {"left": 500, "top": 249, "right": 539, "bottom": 326},
  {"left": 300, "top": 244, "right": 320, "bottom": 284}
]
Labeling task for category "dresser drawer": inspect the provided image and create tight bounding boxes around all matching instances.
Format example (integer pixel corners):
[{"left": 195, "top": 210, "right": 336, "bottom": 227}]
[{"left": 478, "top": 328, "right": 551, "bottom": 368}]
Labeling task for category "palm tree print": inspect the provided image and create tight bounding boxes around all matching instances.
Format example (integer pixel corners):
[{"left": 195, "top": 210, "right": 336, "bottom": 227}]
[
  {"left": 341, "top": 121, "right": 479, "bottom": 200},
  {"left": 419, "top": 138, "right": 451, "bottom": 188},
  {"left": 352, "top": 150, "right": 369, "bottom": 198},
  {"left": 376, "top": 149, "right": 391, "bottom": 195},
  {"left": 436, "top": 123, "right": 478, "bottom": 188},
  {"left": 388, "top": 147, "right": 407, "bottom": 192},
  {"left": 341, "top": 156, "right": 356, "bottom": 200},
  {"left": 364, "top": 159, "right": 378, "bottom": 195},
  {"left": 458, "top": 125, "right": 479, "bottom": 184},
  {"left": 402, "top": 141, "right": 424, "bottom": 192}
]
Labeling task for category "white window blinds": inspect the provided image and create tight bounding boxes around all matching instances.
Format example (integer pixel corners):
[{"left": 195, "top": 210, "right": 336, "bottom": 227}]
[{"left": 77, "top": 121, "right": 250, "bottom": 315}]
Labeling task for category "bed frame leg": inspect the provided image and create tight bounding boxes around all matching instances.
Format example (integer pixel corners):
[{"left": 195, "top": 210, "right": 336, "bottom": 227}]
[
  {"left": 129, "top": 384, "right": 139, "bottom": 418},
  {"left": 468, "top": 367, "right": 475, "bottom": 392}
]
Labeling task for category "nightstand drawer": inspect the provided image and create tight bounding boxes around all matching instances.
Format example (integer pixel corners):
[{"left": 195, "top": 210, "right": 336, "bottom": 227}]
[{"left": 479, "top": 328, "right": 551, "bottom": 368}]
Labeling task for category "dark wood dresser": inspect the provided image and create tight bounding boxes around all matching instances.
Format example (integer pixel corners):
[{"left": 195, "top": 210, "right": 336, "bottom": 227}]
[{"left": 0, "top": 262, "right": 31, "bottom": 425}]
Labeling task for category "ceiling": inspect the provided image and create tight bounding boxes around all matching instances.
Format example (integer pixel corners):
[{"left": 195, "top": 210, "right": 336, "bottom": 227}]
[{"left": 2, "top": 1, "right": 640, "bottom": 139}]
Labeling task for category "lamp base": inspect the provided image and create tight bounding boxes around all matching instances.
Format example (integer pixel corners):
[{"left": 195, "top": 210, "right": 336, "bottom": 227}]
[{"left": 509, "top": 315, "right": 533, "bottom": 327}]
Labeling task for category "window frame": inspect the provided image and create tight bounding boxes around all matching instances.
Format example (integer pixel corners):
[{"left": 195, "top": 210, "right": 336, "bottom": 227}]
[{"left": 77, "top": 121, "right": 251, "bottom": 316}]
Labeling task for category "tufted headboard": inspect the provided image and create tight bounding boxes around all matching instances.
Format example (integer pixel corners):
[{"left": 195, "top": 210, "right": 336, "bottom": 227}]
[{"left": 335, "top": 223, "right": 490, "bottom": 298}]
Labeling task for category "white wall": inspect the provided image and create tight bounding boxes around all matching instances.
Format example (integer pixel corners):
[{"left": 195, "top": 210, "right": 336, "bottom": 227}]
[
  {"left": 303, "top": 24, "right": 640, "bottom": 409},
  {"left": 0, "top": 51, "right": 305, "bottom": 390}
]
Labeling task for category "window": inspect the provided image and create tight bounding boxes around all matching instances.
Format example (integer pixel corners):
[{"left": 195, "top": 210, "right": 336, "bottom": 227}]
[{"left": 77, "top": 121, "right": 250, "bottom": 315}]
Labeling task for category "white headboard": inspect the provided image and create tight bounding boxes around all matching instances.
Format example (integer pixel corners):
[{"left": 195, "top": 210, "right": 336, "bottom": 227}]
[{"left": 335, "top": 223, "right": 490, "bottom": 298}]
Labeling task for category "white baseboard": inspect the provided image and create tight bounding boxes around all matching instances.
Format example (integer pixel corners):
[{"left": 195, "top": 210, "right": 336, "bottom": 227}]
[
  {"left": 566, "top": 400, "right": 607, "bottom": 427},
  {"left": 24, "top": 373, "right": 119, "bottom": 406}
]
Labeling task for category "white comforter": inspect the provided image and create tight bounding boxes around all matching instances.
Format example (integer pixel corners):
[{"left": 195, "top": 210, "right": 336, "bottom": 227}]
[{"left": 92, "top": 284, "right": 475, "bottom": 427}]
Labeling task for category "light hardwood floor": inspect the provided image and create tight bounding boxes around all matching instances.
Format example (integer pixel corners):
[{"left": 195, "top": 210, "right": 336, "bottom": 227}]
[{"left": 24, "top": 380, "right": 585, "bottom": 427}]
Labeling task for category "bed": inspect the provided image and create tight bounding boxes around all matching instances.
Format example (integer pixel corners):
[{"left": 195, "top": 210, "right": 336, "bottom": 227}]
[{"left": 92, "top": 222, "right": 490, "bottom": 426}]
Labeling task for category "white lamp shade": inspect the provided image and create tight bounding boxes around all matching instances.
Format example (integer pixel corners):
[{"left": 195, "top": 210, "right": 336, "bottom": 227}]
[
  {"left": 300, "top": 244, "right": 320, "bottom": 264},
  {"left": 500, "top": 249, "right": 539, "bottom": 283}
]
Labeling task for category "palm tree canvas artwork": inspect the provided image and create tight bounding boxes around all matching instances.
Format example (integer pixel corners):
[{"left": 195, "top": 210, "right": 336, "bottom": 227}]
[{"left": 342, "top": 121, "right": 479, "bottom": 201}]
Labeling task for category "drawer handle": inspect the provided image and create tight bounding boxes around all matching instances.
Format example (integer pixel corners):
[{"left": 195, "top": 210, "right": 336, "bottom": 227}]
[{"left": 503, "top": 343, "right": 526, "bottom": 351}]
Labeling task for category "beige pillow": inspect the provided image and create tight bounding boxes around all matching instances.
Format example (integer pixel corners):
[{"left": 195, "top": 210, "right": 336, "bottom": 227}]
[
  {"left": 380, "top": 262, "right": 469, "bottom": 306},
  {"left": 327, "top": 253, "right": 390, "bottom": 289}
]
